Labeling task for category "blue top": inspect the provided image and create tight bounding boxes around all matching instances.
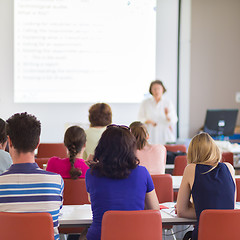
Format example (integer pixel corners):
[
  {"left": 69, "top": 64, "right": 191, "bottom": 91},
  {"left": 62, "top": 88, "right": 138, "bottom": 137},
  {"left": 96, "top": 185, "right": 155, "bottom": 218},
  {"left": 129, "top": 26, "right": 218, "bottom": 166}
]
[
  {"left": 85, "top": 165, "right": 154, "bottom": 240},
  {"left": 191, "top": 162, "right": 235, "bottom": 240}
]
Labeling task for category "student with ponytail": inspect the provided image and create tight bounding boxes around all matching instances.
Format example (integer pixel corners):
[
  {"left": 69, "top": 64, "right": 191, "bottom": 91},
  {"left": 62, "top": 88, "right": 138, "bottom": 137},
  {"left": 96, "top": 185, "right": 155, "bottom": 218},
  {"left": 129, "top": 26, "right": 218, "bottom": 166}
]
[{"left": 46, "top": 126, "right": 89, "bottom": 179}]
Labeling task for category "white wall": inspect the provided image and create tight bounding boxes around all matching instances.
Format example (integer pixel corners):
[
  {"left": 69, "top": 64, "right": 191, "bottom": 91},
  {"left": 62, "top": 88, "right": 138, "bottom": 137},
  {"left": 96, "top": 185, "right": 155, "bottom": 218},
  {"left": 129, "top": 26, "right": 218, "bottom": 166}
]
[
  {"left": 0, "top": 0, "right": 179, "bottom": 142},
  {"left": 189, "top": 0, "right": 240, "bottom": 137}
]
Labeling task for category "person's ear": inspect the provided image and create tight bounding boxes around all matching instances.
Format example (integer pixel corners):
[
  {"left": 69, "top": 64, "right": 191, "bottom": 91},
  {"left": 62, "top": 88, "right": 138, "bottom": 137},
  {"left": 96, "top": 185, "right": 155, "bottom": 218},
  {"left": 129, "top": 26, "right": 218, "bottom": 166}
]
[
  {"left": 35, "top": 138, "right": 40, "bottom": 150},
  {"left": 7, "top": 136, "right": 13, "bottom": 147}
]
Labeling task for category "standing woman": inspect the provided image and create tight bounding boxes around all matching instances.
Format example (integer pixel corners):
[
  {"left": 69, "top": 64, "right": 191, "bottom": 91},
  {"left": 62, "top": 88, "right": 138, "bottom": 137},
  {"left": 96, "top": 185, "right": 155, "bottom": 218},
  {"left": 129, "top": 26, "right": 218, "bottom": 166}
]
[
  {"left": 129, "top": 121, "right": 166, "bottom": 175},
  {"left": 46, "top": 126, "right": 89, "bottom": 179},
  {"left": 85, "top": 125, "right": 159, "bottom": 240},
  {"left": 138, "top": 80, "right": 178, "bottom": 144},
  {"left": 176, "top": 132, "right": 236, "bottom": 240}
]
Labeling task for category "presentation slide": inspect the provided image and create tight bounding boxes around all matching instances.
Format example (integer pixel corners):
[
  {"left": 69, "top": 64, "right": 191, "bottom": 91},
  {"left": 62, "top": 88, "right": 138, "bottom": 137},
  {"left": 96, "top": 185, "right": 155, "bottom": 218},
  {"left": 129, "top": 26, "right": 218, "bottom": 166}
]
[{"left": 14, "top": 0, "right": 156, "bottom": 103}]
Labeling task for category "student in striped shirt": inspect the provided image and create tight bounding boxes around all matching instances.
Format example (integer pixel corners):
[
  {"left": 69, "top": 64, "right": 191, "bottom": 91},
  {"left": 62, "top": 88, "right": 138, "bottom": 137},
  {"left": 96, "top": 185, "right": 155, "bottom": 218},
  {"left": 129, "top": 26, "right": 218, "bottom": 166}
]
[{"left": 0, "top": 112, "right": 64, "bottom": 240}]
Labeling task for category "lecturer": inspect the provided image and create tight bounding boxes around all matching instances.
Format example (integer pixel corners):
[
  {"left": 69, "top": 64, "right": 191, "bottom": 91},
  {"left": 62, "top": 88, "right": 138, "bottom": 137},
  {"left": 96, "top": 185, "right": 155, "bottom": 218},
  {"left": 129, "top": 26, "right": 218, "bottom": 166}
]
[{"left": 138, "top": 80, "right": 178, "bottom": 144}]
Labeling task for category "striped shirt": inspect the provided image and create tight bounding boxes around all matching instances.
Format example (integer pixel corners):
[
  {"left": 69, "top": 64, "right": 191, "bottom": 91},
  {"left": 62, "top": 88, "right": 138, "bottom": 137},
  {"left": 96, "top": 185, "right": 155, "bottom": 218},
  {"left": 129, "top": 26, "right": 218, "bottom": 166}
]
[{"left": 0, "top": 163, "right": 64, "bottom": 240}]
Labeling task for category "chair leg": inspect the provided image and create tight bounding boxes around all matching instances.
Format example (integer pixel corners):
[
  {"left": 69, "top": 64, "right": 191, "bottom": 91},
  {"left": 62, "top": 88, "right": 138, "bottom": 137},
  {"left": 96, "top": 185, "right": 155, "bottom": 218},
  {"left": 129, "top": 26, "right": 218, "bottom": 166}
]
[{"left": 170, "top": 228, "right": 177, "bottom": 240}]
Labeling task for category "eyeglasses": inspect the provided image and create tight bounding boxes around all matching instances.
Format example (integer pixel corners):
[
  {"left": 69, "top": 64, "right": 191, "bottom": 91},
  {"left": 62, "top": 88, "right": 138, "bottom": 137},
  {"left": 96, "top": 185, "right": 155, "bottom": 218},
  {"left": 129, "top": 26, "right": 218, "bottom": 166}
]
[{"left": 107, "top": 124, "right": 130, "bottom": 131}]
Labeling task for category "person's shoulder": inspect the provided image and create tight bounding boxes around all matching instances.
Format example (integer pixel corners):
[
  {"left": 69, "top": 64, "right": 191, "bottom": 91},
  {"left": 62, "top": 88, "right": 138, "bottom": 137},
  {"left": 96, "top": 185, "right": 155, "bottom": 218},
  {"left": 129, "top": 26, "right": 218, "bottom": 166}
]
[
  {"left": 183, "top": 163, "right": 196, "bottom": 176},
  {"left": 151, "top": 144, "right": 166, "bottom": 151}
]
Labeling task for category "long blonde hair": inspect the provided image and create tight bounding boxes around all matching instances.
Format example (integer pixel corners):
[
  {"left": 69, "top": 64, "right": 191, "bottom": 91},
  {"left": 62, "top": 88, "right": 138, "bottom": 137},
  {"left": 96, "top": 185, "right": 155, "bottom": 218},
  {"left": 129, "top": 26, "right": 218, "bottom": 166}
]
[{"left": 187, "top": 132, "right": 221, "bottom": 166}]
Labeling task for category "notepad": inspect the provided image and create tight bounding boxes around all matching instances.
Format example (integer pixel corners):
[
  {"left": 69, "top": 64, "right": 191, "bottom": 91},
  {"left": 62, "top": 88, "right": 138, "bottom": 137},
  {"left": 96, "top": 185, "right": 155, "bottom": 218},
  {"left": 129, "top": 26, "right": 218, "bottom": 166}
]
[{"left": 159, "top": 205, "right": 169, "bottom": 210}]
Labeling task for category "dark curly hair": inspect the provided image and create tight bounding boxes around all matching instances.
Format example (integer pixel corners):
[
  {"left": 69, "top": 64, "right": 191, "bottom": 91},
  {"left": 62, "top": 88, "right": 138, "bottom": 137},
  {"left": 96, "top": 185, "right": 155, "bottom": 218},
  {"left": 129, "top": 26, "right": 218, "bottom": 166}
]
[
  {"left": 149, "top": 80, "right": 167, "bottom": 95},
  {"left": 129, "top": 121, "right": 149, "bottom": 150},
  {"left": 64, "top": 126, "right": 86, "bottom": 179},
  {"left": 6, "top": 112, "right": 41, "bottom": 153},
  {"left": 90, "top": 125, "right": 139, "bottom": 179},
  {"left": 0, "top": 118, "right": 7, "bottom": 145},
  {"left": 88, "top": 103, "right": 112, "bottom": 127}
]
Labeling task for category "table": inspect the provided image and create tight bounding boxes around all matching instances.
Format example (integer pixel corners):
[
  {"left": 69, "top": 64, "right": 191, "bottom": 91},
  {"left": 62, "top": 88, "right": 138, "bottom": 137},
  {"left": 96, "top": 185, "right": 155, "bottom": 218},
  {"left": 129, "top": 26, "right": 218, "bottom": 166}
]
[
  {"left": 58, "top": 203, "right": 197, "bottom": 228},
  {"left": 172, "top": 175, "right": 240, "bottom": 191}
]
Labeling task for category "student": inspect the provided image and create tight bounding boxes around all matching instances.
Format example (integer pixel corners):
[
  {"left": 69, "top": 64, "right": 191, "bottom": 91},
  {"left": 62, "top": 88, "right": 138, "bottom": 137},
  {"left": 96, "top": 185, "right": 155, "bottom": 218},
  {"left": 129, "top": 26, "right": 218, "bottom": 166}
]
[
  {"left": 129, "top": 121, "right": 166, "bottom": 174},
  {"left": 0, "top": 118, "right": 12, "bottom": 174},
  {"left": 85, "top": 125, "right": 159, "bottom": 240},
  {"left": 46, "top": 126, "right": 89, "bottom": 179},
  {"left": 0, "top": 112, "right": 63, "bottom": 240},
  {"left": 176, "top": 132, "right": 235, "bottom": 240},
  {"left": 83, "top": 103, "right": 112, "bottom": 159},
  {"left": 138, "top": 80, "right": 178, "bottom": 144}
]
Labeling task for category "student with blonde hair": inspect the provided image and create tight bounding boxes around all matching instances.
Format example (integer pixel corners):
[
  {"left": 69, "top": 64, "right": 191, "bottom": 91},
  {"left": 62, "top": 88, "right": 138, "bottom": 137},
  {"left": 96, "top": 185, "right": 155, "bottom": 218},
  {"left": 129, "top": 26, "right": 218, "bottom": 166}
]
[
  {"left": 176, "top": 132, "right": 236, "bottom": 240},
  {"left": 129, "top": 121, "right": 166, "bottom": 174}
]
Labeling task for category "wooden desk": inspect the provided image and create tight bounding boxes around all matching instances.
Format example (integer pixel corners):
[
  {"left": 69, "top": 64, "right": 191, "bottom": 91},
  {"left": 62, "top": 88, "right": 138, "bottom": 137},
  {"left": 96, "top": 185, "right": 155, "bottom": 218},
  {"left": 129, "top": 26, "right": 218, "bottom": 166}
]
[{"left": 58, "top": 204, "right": 196, "bottom": 228}]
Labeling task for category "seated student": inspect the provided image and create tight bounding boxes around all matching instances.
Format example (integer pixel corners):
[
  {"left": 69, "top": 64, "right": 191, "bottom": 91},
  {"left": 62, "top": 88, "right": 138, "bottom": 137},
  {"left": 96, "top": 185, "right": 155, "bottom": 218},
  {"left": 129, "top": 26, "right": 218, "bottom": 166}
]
[
  {"left": 129, "top": 121, "right": 166, "bottom": 174},
  {"left": 83, "top": 103, "right": 112, "bottom": 159},
  {"left": 0, "top": 118, "right": 12, "bottom": 174},
  {"left": 46, "top": 126, "right": 89, "bottom": 179},
  {"left": 176, "top": 132, "right": 236, "bottom": 240},
  {"left": 86, "top": 125, "right": 159, "bottom": 240},
  {"left": 0, "top": 112, "right": 63, "bottom": 240}
]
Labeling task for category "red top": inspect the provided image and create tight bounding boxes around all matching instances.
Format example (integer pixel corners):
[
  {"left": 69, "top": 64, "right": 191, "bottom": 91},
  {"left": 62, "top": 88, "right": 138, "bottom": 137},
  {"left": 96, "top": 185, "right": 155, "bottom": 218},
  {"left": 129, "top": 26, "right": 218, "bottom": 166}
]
[{"left": 46, "top": 156, "right": 89, "bottom": 179}]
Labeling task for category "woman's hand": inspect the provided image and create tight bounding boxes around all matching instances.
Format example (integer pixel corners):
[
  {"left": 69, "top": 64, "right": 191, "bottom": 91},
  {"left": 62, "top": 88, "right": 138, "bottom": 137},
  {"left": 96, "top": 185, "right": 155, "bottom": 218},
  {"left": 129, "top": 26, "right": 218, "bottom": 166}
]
[
  {"left": 145, "top": 120, "right": 157, "bottom": 126},
  {"left": 85, "top": 154, "right": 98, "bottom": 167}
]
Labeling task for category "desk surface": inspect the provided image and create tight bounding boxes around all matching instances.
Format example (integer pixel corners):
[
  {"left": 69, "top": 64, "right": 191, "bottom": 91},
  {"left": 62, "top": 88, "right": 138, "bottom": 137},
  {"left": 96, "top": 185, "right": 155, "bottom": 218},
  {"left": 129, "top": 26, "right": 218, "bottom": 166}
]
[{"left": 59, "top": 203, "right": 196, "bottom": 227}]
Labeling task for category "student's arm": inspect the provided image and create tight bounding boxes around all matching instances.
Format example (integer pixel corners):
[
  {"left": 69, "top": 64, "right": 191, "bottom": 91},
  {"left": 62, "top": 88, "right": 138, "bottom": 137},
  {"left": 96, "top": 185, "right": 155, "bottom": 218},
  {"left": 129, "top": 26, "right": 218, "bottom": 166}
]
[
  {"left": 176, "top": 164, "right": 196, "bottom": 219},
  {"left": 87, "top": 193, "right": 91, "bottom": 203},
  {"left": 145, "top": 189, "right": 160, "bottom": 210}
]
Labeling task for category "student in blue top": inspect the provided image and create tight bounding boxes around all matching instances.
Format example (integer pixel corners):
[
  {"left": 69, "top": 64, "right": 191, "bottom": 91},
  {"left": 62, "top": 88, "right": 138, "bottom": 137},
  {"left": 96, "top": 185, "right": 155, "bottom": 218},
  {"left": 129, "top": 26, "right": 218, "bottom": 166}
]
[
  {"left": 85, "top": 124, "right": 159, "bottom": 240},
  {"left": 176, "top": 132, "right": 236, "bottom": 240}
]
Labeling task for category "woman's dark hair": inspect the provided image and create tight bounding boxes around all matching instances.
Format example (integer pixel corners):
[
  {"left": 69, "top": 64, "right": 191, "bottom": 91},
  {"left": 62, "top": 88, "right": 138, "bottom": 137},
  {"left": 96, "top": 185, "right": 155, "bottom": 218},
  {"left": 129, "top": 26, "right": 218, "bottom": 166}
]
[
  {"left": 0, "top": 118, "right": 7, "bottom": 145},
  {"left": 64, "top": 126, "right": 86, "bottom": 179},
  {"left": 149, "top": 80, "right": 167, "bottom": 95},
  {"left": 90, "top": 125, "right": 139, "bottom": 179},
  {"left": 129, "top": 121, "right": 149, "bottom": 150},
  {"left": 88, "top": 103, "right": 112, "bottom": 127}
]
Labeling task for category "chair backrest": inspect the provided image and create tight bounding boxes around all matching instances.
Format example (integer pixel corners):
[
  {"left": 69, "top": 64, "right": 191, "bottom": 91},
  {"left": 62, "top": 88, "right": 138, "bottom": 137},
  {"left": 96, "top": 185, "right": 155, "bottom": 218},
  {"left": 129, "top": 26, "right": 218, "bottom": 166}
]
[
  {"left": 235, "top": 178, "right": 240, "bottom": 201},
  {"left": 198, "top": 209, "right": 240, "bottom": 240},
  {"left": 172, "top": 155, "right": 188, "bottom": 176},
  {"left": 221, "top": 152, "right": 234, "bottom": 166},
  {"left": 37, "top": 143, "right": 67, "bottom": 158},
  {"left": 101, "top": 210, "right": 162, "bottom": 240},
  {"left": 63, "top": 178, "right": 90, "bottom": 205},
  {"left": 35, "top": 158, "right": 49, "bottom": 169},
  {"left": 151, "top": 174, "right": 173, "bottom": 203},
  {"left": 164, "top": 144, "right": 187, "bottom": 153},
  {"left": 0, "top": 212, "right": 54, "bottom": 240}
]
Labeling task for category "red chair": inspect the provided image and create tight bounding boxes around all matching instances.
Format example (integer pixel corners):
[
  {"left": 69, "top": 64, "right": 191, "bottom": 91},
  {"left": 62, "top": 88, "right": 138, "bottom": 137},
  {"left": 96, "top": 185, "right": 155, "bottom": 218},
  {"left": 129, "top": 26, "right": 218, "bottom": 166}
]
[
  {"left": 164, "top": 144, "right": 187, "bottom": 153},
  {"left": 172, "top": 155, "right": 188, "bottom": 176},
  {"left": 35, "top": 158, "right": 49, "bottom": 169},
  {"left": 59, "top": 178, "right": 90, "bottom": 235},
  {"left": 0, "top": 212, "right": 54, "bottom": 240},
  {"left": 172, "top": 155, "right": 187, "bottom": 201},
  {"left": 37, "top": 143, "right": 67, "bottom": 158},
  {"left": 221, "top": 152, "right": 234, "bottom": 166},
  {"left": 198, "top": 209, "right": 240, "bottom": 240},
  {"left": 151, "top": 174, "right": 173, "bottom": 203},
  {"left": 63, "top": 178, "right": 90, "bottom": 205},
  {"left": 101, "top": 210, "right": 162, "bottom": 240},
  {"left": 235, "top": 178, "right": 240, "bottom": 201}
]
